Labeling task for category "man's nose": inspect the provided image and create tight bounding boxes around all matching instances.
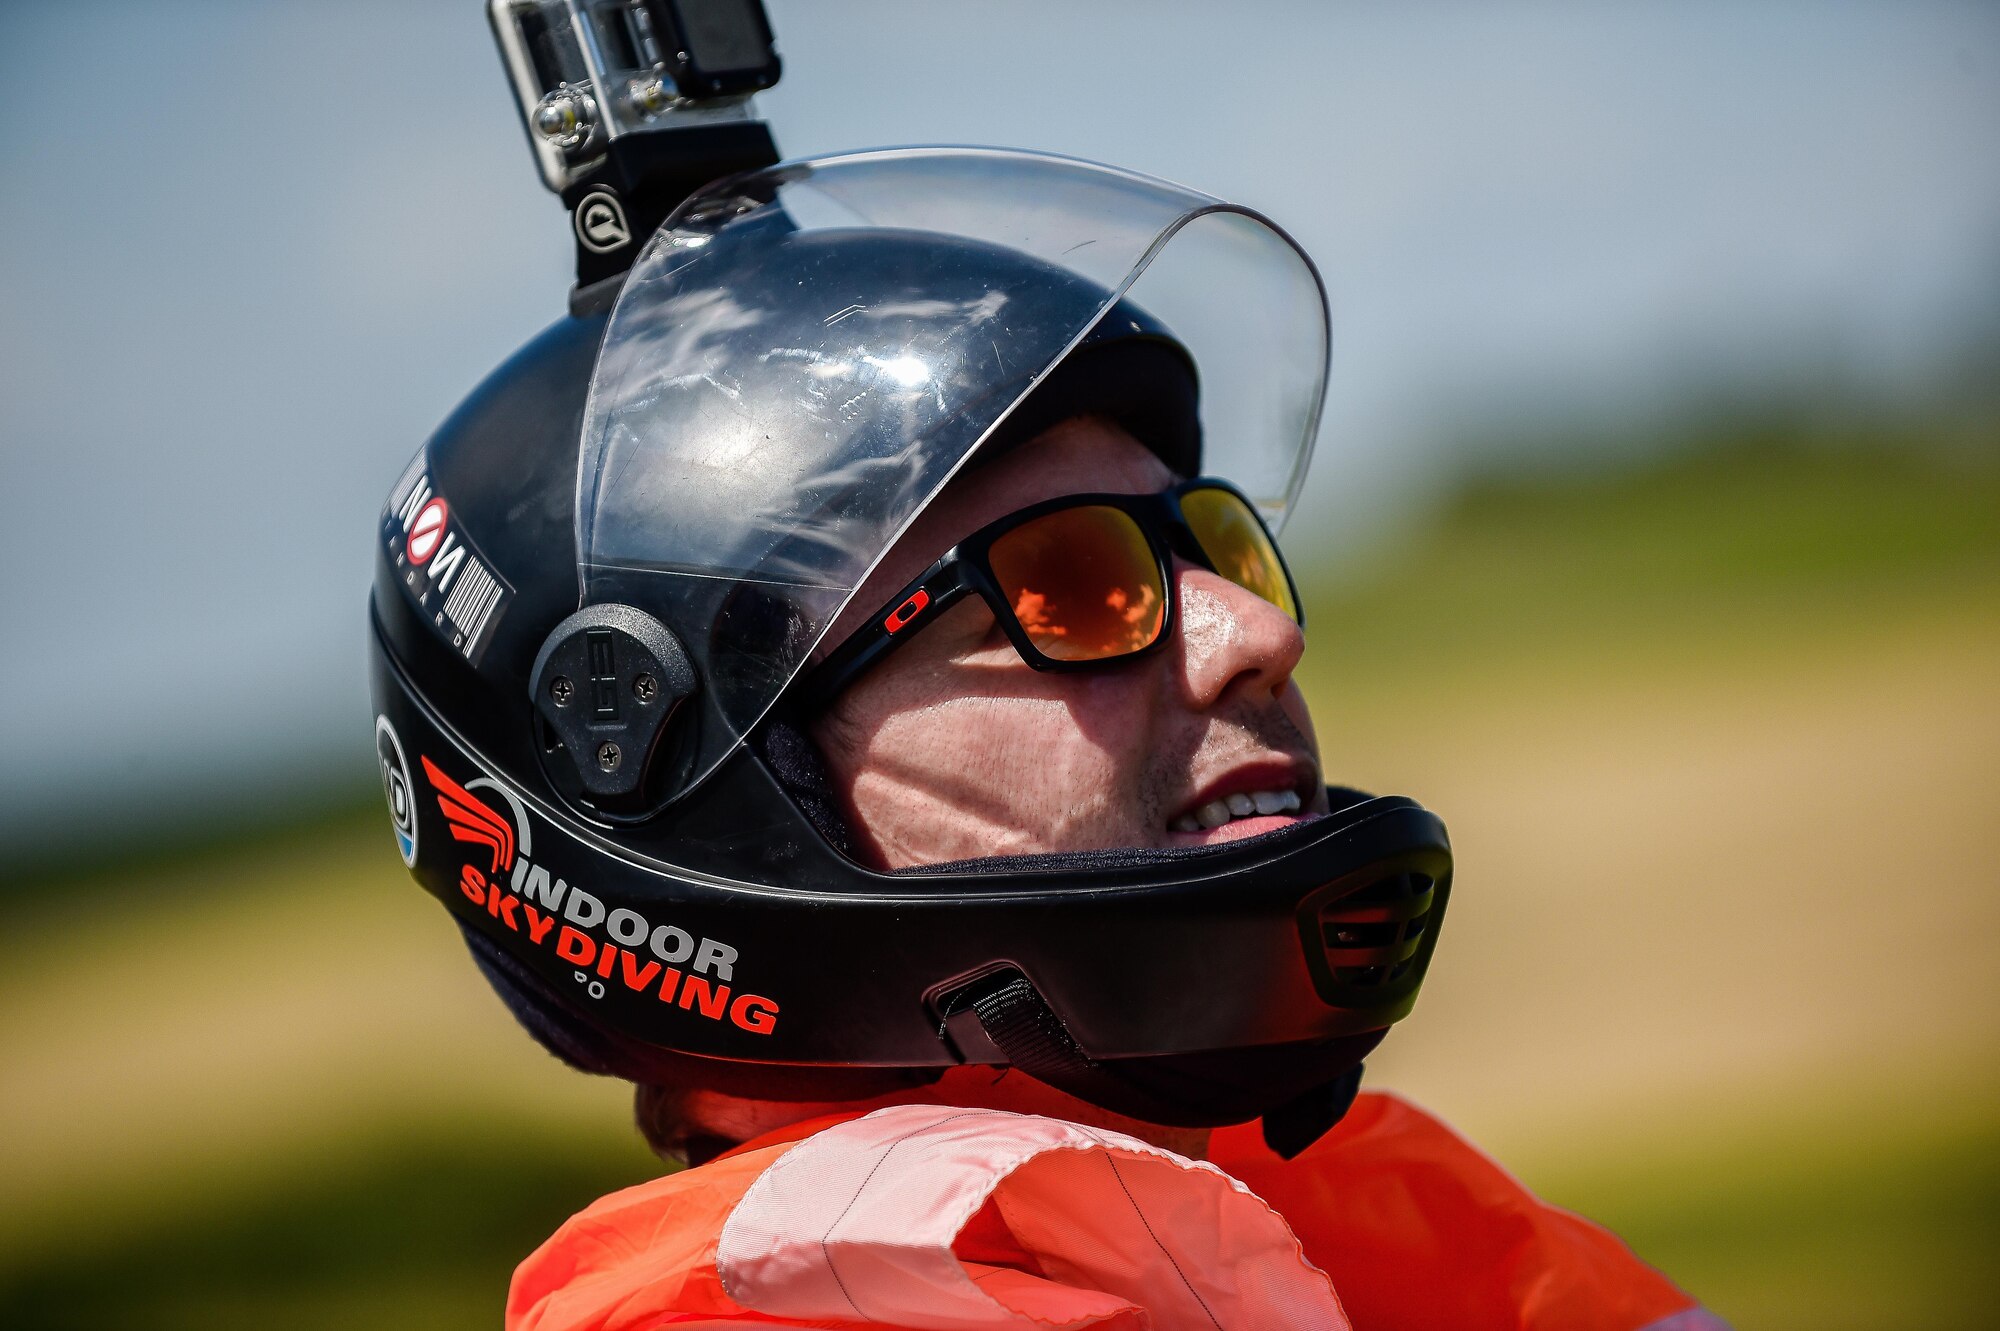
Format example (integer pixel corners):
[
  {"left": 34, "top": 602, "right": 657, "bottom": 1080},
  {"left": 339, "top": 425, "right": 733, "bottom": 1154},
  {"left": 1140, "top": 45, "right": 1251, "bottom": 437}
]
[{"left": 1170, "top": 558, "right": 1306, "bottom": 710}]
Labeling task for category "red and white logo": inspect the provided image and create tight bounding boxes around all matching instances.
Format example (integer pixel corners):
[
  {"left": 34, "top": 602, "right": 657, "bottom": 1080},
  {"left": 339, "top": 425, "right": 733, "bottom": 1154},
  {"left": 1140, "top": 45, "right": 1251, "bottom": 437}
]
[
  {"left": 406, "top": 497, "right": 450, "bottom": 565},
  {"left": 417, "top": 756, "right": 776, "bottom": 1034},
  {"left": 422, "top": 755, "right": 521, "bottom": 875},
  {"left": 385, "top": 468, "right": 513, "bottom": 663}
]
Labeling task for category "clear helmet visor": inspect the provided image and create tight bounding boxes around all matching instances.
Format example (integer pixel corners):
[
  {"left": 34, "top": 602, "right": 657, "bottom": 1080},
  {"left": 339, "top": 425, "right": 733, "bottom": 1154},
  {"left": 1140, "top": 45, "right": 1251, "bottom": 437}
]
[{"left": 578, "top": 147, "right": 1329, "bottom": 791}]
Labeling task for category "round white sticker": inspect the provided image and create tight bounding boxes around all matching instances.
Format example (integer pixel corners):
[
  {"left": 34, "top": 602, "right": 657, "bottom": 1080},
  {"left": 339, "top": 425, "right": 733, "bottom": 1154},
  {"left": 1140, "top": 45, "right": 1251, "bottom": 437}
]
[{"left": 375, "top": 715, "right": 418, "bottom": 867}]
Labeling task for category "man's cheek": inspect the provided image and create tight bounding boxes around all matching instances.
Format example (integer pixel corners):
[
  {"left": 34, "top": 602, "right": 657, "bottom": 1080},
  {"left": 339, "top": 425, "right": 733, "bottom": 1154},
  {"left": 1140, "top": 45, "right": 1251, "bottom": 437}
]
[{"left": 1278, "top": 680, "right": 1320, "bottom": 756}]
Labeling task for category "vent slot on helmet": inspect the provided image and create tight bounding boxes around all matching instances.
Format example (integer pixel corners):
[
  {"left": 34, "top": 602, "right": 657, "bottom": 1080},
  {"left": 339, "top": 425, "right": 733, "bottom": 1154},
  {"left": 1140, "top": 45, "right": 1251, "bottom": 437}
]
[
  {"left": 1322, "top": 872, "right": 1432, "bottom": 986},
  {"left": 1298, "top": 871, "right": 1442, "bottom": 1016}
]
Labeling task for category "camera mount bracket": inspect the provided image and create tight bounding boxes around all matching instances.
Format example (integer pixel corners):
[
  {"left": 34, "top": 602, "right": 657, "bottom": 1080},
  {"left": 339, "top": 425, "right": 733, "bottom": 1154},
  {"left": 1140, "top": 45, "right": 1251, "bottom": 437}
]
[{"left": 490, "top": 0, "right": 782, "bottom": 291}]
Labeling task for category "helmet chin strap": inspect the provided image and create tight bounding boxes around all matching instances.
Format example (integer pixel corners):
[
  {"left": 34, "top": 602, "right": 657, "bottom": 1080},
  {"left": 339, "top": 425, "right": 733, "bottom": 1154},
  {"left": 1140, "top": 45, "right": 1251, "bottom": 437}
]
[
  {"left": 959, "top": 968, "right": 1373, "bottom": 1159},
  {"left": 882, "top": 783, "right": 1404, "bottom": 1159}
]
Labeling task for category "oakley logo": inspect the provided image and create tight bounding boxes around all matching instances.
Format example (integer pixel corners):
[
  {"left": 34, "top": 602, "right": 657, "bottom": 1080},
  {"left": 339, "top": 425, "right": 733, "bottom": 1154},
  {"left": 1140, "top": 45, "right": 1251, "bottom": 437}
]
[{"left": 884, "top": 590, "right": 930, "bottom": 634}]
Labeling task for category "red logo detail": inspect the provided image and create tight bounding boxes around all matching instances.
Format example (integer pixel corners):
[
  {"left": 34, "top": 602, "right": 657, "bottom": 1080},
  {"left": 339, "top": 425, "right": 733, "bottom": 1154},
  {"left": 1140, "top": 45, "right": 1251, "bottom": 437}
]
[
  {"left": 421, "top": 755, "right": 517, "bottom": 874},
  {"left": 407, "top": 498, "right": 450, "bottom": 565},
  {"left": 884, "top": 589, "right": 930, "bottom": 634}
]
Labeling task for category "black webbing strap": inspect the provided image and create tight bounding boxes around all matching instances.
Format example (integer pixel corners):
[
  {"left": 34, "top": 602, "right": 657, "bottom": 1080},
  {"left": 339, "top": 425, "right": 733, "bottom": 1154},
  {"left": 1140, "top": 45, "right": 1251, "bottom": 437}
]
[
  {"left": 966, "top": 974, "right": 1196, "bottom": 1127},
  {"left": 964, "top": 972, "right": 1363, "bottom": 1159}
]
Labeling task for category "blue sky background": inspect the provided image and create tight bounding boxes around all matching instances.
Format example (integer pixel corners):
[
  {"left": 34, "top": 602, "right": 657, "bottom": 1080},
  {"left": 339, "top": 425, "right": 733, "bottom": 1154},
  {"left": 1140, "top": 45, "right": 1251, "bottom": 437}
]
[{"left": 2, "top": 1, "right": 1995, "bottom": 856}]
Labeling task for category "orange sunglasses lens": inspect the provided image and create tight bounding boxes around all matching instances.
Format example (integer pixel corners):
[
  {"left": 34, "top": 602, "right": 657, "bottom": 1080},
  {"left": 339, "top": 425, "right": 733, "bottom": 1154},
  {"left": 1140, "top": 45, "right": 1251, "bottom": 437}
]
[
  {"left": 1179, "top": 487, "right": 1298, "bottom": 621},
  {"left": 987, "top": 505, "right": 1167, "bottom": 661}
]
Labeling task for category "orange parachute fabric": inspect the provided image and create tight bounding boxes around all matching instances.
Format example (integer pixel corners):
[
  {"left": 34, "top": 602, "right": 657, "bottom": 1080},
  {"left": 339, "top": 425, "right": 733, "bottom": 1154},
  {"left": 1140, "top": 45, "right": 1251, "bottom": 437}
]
[
  {"left": 1210, "top": 1092, "right": 1700, "bottom": 1330},
  {"left": 508, "top": 1094, "right": 1712, "bottom": 1331}
]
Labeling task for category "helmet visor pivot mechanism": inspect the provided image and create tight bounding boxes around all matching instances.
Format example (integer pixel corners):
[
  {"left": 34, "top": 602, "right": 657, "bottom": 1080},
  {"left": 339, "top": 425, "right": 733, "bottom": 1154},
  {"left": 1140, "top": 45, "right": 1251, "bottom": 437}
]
[{"left": 368, "top": 1, "right": 1452, "bottom": 1163}]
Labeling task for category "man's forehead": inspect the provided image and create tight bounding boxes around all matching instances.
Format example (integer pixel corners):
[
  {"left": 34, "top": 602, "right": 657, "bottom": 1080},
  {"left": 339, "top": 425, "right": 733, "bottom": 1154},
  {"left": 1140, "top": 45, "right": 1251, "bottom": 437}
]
[{"left": 925, "top": 416, "right": 1175, "bottom": 543}]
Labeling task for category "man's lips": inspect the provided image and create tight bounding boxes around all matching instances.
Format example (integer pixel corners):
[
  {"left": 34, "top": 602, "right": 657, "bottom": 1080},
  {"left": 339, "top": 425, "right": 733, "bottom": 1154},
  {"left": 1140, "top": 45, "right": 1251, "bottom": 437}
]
[
  {"left": 1167, "top": 810, "right": 1323, "bottom": 847},
  {"left": 1165, "top": 757, "right": 1320, "bottom": 842}
]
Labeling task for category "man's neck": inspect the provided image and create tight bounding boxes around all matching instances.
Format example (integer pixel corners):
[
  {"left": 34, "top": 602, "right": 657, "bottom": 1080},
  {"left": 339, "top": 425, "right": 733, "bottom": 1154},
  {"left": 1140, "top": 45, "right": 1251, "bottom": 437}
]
[{"left": 683, "top": 1066, "right": 1213, "bottom": 1160}]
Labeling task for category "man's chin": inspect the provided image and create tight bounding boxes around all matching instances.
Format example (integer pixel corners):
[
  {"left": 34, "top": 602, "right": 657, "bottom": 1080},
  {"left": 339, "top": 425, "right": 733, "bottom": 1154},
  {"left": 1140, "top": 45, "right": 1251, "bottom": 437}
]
[{"left": 1163, "top": 812, "right": 1318, "bottom": 848}]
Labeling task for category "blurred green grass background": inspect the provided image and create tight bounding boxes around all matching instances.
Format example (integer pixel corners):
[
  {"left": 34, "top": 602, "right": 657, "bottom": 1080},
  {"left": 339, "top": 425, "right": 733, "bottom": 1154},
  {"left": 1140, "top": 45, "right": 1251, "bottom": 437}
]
[{"left": 2, "top": 415, "right": 1995, "bottom": 1329}]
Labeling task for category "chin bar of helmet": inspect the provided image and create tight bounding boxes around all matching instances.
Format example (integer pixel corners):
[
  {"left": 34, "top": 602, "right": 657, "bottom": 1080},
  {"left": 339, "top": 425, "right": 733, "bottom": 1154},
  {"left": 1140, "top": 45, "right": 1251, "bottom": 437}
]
[
  {"left": 490, "top": 0, "right": 784, "bottom": 295},
  {"left": 371, "top": 611, "right": 1453, "bottom": 1131}
]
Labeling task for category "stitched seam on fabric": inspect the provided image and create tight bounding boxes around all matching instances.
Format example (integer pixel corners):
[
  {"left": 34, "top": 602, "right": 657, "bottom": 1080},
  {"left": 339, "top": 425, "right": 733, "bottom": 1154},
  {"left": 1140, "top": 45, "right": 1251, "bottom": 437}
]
[
  {"left": 816, "top": 1109, "right": 992, "bottom": 1321},
  {"left": 952, "top": 1125, "right": 1156, "bottom": 1329},
  {"left": 1073, "top": 1128, "right": 1346, "bottom": 1324},
  {"left": 1078, "top": 1133, "right": 1224, "bottom": 1331},
  {"left": 717, "top": 1137, "right": 833, "bottom": 1310}
]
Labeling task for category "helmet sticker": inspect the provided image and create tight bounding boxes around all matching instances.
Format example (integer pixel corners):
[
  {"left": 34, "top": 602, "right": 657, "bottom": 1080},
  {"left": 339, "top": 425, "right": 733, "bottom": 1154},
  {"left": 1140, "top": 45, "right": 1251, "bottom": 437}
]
[
  {"left": 405, "top": 497, "right": 450, "bottom": 565},
  {"left": 572, "top": 188, "right": 632, "bottom": 254},
  {"left": 374, "top": 715, "right": 417, "bottom": 867},
  {"left": 417, "top": 752, "right": 780, "bottom": 1037},
  {"left": 382, "top": 465, "right": 515, "bottom": 664}
]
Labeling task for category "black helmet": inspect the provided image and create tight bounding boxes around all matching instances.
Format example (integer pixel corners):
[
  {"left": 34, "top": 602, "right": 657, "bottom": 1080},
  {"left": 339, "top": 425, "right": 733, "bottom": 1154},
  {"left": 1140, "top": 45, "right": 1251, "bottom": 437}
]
[{"left": 368, "top": 148, "right": 1451, "bottom": 1157}]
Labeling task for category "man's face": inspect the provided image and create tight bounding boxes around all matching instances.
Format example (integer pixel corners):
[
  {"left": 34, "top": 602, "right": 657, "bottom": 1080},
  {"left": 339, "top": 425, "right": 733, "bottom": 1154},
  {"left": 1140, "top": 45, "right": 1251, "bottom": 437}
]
[{"left": 811, "top": 415, "right": 1329, "bottom": 869}]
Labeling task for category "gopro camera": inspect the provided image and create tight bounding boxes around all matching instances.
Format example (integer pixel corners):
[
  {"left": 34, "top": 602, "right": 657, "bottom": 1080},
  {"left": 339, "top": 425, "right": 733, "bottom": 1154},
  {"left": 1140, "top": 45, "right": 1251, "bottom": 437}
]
[
  {"left": 492, "top": 0, "right": 780, "bottom": 191},
  {"left": 490, "top": 0, "right": 782, "bottom": 288}
]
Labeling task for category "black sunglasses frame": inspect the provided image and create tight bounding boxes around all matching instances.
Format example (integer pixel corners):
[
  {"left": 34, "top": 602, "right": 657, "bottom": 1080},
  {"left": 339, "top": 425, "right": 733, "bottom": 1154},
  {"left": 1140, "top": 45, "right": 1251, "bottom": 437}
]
[{"left": 798, "top": 477, "right": 1303, "bottom": 708}]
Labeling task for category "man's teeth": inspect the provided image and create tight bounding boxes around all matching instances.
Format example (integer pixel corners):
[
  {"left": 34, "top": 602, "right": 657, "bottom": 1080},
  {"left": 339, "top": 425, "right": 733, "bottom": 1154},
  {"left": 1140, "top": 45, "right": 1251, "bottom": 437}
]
[{"left": 1171, "top": 788, "right": 1302, "bottom": 832}]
